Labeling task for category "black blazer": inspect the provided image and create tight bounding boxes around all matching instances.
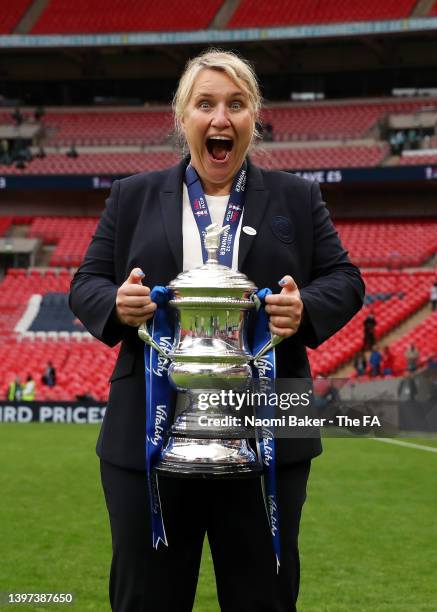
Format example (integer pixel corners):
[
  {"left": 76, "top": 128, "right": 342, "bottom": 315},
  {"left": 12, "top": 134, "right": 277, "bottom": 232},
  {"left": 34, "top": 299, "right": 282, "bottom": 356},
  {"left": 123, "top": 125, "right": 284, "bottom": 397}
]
[{"left": 69, "top": 158, "right": 364, "bottom": 470}]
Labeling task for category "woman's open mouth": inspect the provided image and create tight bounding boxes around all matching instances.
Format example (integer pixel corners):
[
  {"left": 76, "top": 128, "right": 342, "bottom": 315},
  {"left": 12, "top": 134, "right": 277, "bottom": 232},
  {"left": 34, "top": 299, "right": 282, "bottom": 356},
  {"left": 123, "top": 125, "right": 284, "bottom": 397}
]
[{"left": 206, "top": 136, "right": 233, "bottom": 162}]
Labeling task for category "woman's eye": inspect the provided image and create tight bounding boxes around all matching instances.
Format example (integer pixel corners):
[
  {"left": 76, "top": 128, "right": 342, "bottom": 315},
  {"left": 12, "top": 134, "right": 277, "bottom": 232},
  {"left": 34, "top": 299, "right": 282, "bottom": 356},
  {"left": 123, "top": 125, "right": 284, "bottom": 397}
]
[
  {"left": 230, "top": 101, "right": 242, "bottom": 110},
  {"left": 199, "top": 101, "right": 210, "bottom": 110}
]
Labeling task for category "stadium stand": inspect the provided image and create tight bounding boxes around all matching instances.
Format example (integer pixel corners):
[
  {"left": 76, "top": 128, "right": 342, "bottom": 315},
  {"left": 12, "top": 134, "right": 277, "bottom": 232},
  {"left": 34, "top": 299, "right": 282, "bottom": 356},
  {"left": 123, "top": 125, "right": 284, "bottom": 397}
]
[
  {"left": 0, "top": 267, "right": 115, "bottom": 400},
  {"left": 308, "top": 270, "right": 435, "bottom": 377},
  {"left": 0, "top": 337, "right": 116, "bottom": 401},
  {"left": 229, "top": 0, "right": 417, "bottom": 28},
  {"left": 28, "top": 217, "right": 99, "bottom": 267},
  {"left": 0, "top": 267, "right": 72, "bottom": 319},
  {"left": 335, "top": 219, "right": 437, "bottom": 267},
  {"left": 0, "top": 269, "right": 73, "bottom": 346},
  {"left": 0, "top": 217, "right": 13, "bottom": 236},
  {"left": 0, "top": 0, "right": 32, "bottom": 34},
  {"left": 401, "top": 154, "right": 437, "bottom": 165},
  {"left": 42, "top": 110, "right": 174, "bottom": 147},
  {"left": 0, "top": 152, "right": 180, "bottom": 175},
  {"left": 0, "top": 264, "right": 434, "bottom": 399},
  {"left": 31, "top": 0, "right": 223, "bottom": 33},
  {"left": 8, "top": 216, "right": 435, "bottom": 270},
  {"left": 253, "top": 144, "right": 388, "bottom": 170},
  {"left": 29, "top": 292, "right": 85, "bottom": 332},
  {"left": 260, "top": 99, "right": 437, "bottom": 142},
  {"left": 388, "top": 311, "right": 437, "bottom": 373},
  {"left": 0, "top": 34, "right": 436, "bottom": 397},
  {"left": 0, "top": 145, "right": 388, "bottom": 175},
  {"left": 3, "top": 98, "right": 436, "bottom": 145}
]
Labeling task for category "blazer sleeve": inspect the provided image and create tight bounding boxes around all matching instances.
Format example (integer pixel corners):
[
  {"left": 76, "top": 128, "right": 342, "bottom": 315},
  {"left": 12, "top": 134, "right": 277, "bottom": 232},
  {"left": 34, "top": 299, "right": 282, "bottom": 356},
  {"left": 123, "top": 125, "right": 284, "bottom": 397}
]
[
  {"left": 69, "top": 179, "right": 124, "bottom": 347},
  {"left": 298, "top": 181, "right": 365, "bottom": 349}
]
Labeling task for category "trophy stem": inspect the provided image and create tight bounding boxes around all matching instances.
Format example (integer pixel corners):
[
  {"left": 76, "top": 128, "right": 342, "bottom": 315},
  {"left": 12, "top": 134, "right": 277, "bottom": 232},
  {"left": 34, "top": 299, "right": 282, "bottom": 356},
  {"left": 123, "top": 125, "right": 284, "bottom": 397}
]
[{"left": 170, "top": 389, "right": 255, "bottom": 439}]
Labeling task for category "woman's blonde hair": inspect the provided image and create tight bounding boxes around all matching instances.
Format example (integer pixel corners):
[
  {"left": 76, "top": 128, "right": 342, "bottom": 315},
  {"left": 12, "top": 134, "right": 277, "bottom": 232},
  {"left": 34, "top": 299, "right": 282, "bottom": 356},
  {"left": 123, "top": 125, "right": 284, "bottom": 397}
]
[{"left": 173, "top": 48, "right": 261, "bottom": 141}]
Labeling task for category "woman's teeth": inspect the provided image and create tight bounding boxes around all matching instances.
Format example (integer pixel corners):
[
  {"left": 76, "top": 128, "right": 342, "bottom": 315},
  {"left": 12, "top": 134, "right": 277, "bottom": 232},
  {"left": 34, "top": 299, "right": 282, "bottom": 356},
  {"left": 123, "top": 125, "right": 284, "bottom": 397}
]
[{"left": 207, "top": 137, "right": 233, "bottom": 160}]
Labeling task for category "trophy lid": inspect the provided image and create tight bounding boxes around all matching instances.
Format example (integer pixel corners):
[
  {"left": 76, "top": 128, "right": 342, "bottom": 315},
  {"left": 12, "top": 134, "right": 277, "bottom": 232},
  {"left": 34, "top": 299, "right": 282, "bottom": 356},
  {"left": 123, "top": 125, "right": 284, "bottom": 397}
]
[{"left": 168, "top": 223, "right": 256, "bottom": 291}]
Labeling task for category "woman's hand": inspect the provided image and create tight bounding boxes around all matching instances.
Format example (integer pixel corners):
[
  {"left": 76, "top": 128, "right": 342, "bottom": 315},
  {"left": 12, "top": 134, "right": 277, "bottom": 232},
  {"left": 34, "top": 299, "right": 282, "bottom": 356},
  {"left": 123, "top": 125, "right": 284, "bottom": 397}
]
[
  {"left": 264, "top": 275, "right": 303, "bottom": 338},
  {"left": 115, "top": 268, "right": 157, "bottom": 327}
]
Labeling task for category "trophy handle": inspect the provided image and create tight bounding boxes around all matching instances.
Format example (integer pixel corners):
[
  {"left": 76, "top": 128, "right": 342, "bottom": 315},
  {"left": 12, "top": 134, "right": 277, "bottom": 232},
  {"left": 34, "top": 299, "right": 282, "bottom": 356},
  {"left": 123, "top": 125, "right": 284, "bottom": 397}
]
[
  {"left": 138, "top": 323, "right": 171, "bottom": 360},
  {"left": 252, "top": 334, "right": 283, "bottom": 362}
]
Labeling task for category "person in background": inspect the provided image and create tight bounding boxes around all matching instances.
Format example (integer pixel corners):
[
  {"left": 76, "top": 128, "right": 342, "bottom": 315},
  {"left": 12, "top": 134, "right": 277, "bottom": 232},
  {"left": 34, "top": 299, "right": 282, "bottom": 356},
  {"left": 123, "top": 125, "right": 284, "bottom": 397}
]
[
  {"left": 398, "top": 371, "right": 418, "bottom": 402},
  {"left": 0, "top": 138, "right": 11, "bottom": 164},
  {"left": 354, "top": 349, "right": 367, "bottom": 376},
  {"left": 430, "top": 280, "right": 437, "bottom": 312},
  {"left": 12, "top": 107, "right": 23, "bottom": 126},
  {"left": 42, "top": 361, "right": 56, "bottom": 387},
  {"left": 389, "top": 130, "right": 405, "bottom": 155},
  {"left": 363, "top": 308, "right": 376, "bottom": 350},
  {"left": 76, "top": 390, "right": 96, "bottom": 402},
  {"left": 7, "top": 375, "right": 22, "bottom": 401},
  {"left": 369, "top": 345, "right": 382, "bottom": 377},
  {"left": 405, "top": 343, "right": 420, "bottom": 373},
  {"left": 381, "top": 345, "right": 394, "bottom": 376},
  {"left": 406, "top": 128, "right": 419, "bottom": 150},
  {"left": 395, "top": 130, "right": 405, "bottom": 154},
  {"left": 313, "top": 376, "right": 340, "bottom": 415},
  {"left": 264, "top": 122, "right": 274, "bottom": 142},
  {"left": 22, "top": 374, "right": 36, "bottom": 401}
]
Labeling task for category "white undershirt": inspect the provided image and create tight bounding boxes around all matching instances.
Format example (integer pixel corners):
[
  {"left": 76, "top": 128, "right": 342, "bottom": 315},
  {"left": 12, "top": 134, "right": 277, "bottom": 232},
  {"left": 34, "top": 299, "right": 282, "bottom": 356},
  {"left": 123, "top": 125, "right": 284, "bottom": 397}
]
[{"left": 182, "top": 183, "right": 242, "bottom": 271}]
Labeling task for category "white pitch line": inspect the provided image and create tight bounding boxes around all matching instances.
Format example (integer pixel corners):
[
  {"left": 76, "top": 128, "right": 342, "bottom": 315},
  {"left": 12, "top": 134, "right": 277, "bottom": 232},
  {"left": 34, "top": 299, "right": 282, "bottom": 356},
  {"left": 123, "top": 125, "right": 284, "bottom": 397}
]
[{"left": 371, "top": 438, "right": 437, "bottom": 453}]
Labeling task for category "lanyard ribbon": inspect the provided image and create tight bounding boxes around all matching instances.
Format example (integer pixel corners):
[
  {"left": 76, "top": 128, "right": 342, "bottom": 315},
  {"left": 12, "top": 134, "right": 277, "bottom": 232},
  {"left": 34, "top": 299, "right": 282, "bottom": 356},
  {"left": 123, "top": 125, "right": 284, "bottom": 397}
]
[
  {"left": 185, "top": 161, "right": 247, "bottom": 266},
  {"left": 143, "top": 287, "right": 280, "bottom": 569}
]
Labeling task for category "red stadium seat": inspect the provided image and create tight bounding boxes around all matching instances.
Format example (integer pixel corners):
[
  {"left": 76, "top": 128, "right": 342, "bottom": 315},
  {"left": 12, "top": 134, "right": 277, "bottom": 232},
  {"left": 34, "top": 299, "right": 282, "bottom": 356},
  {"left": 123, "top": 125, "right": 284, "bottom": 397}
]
[
  {"left": 229, "top": 0, "right": 417, "bottom": 28},
  {"left": 0, "top": 0, "right": 32, "bottom": 34},
  {"left": 334, "top": 219, "right": 437, "bottom": 268},
  {"left": 31, "top": 0, "right": 223, "bottom": 34}
]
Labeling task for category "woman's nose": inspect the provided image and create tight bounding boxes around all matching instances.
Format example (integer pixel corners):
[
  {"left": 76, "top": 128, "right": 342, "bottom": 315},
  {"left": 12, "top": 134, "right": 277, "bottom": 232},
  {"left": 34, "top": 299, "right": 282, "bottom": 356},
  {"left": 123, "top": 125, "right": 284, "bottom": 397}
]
[{"left": 211, "top": 104, "right": 231, "bottom": 127}]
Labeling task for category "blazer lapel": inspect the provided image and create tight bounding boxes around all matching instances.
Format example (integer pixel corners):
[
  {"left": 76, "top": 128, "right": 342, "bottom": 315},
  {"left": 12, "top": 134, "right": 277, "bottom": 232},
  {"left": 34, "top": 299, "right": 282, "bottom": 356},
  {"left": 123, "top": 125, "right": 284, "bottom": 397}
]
[
  {"left": 238, "top": 161, "right": 269, "bottom": 270},
  {"left": 159, "top": 160, "right": 186, "bottom": 272}
]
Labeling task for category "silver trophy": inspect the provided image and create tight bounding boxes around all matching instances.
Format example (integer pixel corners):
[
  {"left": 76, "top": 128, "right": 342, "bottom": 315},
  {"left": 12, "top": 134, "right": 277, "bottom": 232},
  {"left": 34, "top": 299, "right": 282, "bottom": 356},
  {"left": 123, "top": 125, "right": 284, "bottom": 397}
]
[{"left": 138, "top": 224, "right": 281, "bottom": 478}]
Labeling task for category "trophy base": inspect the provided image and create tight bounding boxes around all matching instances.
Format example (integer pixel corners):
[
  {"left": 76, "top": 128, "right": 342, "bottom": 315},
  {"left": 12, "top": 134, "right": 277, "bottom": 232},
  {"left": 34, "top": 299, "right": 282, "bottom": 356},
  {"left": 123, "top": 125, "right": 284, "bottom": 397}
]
[{"left": 155, "top": 437, "right": 262, "bottom": 479}]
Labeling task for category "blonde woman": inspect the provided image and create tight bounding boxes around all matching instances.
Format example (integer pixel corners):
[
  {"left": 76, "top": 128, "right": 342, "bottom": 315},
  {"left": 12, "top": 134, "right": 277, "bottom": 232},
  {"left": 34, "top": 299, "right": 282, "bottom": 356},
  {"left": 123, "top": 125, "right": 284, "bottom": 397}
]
[{"left": 70, "top": 49, "right": 364, "bottom": 612}]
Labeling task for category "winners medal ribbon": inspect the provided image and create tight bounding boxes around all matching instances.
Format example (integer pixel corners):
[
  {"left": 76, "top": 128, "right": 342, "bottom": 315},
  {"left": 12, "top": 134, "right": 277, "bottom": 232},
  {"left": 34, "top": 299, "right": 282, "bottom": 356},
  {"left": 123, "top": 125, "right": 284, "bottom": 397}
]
[{"left": 185, "top": 161, "right": 247, "bottom": 266}]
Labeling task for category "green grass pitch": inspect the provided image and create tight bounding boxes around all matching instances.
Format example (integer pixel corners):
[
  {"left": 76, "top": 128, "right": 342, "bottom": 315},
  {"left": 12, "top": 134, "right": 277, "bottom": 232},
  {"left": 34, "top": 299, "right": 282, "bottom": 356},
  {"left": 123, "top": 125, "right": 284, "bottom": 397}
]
[{"left": 0, "top": 424, "right": 436, "bottom": 611}]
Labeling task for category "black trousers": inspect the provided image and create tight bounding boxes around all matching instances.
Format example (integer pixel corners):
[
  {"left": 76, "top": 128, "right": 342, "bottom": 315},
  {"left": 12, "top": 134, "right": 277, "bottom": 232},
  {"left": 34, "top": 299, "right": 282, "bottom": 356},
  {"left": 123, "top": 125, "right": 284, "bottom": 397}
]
[{"left": 100, "top": 459, "right": 311, "bottom": 612}]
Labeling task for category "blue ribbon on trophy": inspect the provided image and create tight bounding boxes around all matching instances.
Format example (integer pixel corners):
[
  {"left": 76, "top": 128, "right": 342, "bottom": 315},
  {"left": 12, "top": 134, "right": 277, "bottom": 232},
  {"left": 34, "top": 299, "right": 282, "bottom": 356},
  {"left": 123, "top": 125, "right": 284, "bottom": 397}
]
[
  {"left": 144, "top": 286, "right": 174, "bottom": 549},
  {"left": 251, "top": 288, "right": 281, "bottom": 573}
]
